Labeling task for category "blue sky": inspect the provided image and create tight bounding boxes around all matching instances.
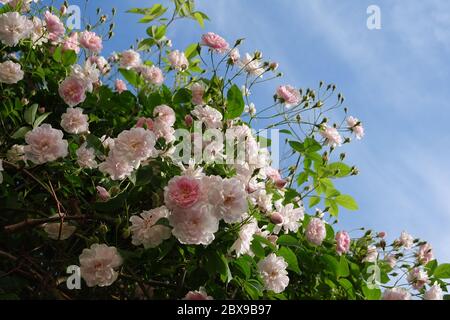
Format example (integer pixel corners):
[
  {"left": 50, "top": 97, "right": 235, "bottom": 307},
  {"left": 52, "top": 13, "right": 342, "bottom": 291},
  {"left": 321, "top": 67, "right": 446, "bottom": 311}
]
[{"left": 64, "top": 0, "right": 450, "bottom": 262}]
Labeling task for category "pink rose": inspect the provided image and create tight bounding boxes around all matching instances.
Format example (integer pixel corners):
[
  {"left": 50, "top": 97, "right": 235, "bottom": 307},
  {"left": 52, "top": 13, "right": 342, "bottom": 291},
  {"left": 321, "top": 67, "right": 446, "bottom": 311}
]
[
  {"left": 135, "top": 117, "right": 154, "bottom": 130},
  {"left": 417, "top": 243, "right": 434, "bottom": 265},
  {"left": 201, "top": 32, "right": 229, "bottom": 54},
  {"left": 96, "top": 186, "right": 110, "bottom": 202},
  {"left": 184, "top": 115, "right": 193, "bottom": 127},
  {"left": 153, "top": 105, "right": 175, "bottom": 127},
  {"left": 276, "top": 85, "right": 301, "bottom": 108},
  {"left": 305, "top": 218, "right": 326, "bottom": 246},
  {"left": 44, "top": 11, "right": 65, "bottom": 41},
  {"left": 58, "top": 76, "right": 87, "bottom": 107},
  {"left": 79, "top": 31, "right": 103, "bottom": 53},
  {"left": 335, "top": 231, "right": 351, "bottom": 255},
  {"left": 62, "top": 32, "right": 80, "bottom": 53},
  {"left": 165, "top": 176, "right": 202, "bottom": 209},
  {"left": 137, "top": 65, "right": 164, "bottom": 86},
  {"left": 183, "top": 288, "right": 213, "bottom": 300},
  {"left": 115, "top": 79, "right": 127, "bottom": 93},
  {"left": 191, "top": 82, "right": 205, "bottom": 105}
]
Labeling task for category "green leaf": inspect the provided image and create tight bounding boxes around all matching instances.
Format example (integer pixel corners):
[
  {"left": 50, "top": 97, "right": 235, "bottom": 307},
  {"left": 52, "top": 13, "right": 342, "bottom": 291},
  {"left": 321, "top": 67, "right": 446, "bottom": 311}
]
[
  {"left": 335, "top": 194, "right": 358, "bottom": 210},
  {"left": 327, "top": 162, "right": 352, "bottom": 178},
  {"left": 434, "top": 264, "right": 450, "bottom": 279},
  {"left": 193, "top": 12, "right": 205, "bottom": 28},
  {"left": 33, "top": 112, "right": 51, "bottom": 128},
  {"left": 362, "top": 285, "right": 382, "bottom": 300},
  {"left": 233, "top": 256, "right": 252, "bottom": 279},
  {"left": 289, "top": 141, "right": 304, "bottom": 153},
  {"left": 225, "top": 84, "right": 245, "bottom": 119},
  {"left": 250, "top": 237, "right": 265, "bottom": 258},
  {"left": 243, "top": 280, "right": 263, "bottom": 299},
  {"left": 185, "top": 43, "right": 200, "bottom": 60},
  {"left": 277, "top": 247, "right": 300, "bottom": 275},
  {"left": 11, "top": 126, "right": 31, "bottom": 139},
  {"left": 52, "top": 46, "right": 62, "bottom": 62},
  {"left": 62, "top": 49, "right": 78, "bottom": 66},
  {"left": 297, "top": 171, "right": 309, "bottom": 185},
  {"left": 172, "top": 88, "right": 192, "bottom": 104},
  {"left": 277, "top": 235, "right": 301, "bottom": 248},
  {"left": 24, "top": 104, "right": 38, "bottom": 125},
  {"left": 338, "top": 256, "right": 350, "bottom": 278},
  {"left": 425, "top": 259, "right": 438, "bottom": 276},
  {"left": 325, "top": 198, "right": 339, "bottom": 216},
  {"left": 309, "top": 196, "right": 321, "bottom": 208},
  {"left": 119, "top": 68, "right": 139, "bottom": 87}
]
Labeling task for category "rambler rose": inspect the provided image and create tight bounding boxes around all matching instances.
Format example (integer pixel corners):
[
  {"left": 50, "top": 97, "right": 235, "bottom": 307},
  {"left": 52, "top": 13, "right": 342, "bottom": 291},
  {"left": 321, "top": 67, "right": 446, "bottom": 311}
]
[
  {"left": 115, "top": 79, "right": 127, "bottom": 93},
  {"left": 382, "top": 287, "right": 411, "bottom": 300},
  {"left": 79, "top": 244, "right": 123, "bottom": 287},
  {"left": 276, "top": 85, "right": 301, "bottom": 108},
  {"left": 96, "top": 186, "right": 111, "bottom": 202},
  {"left": 347, "top": 116, "right": 365, "bottom": 140},
  {"left": 79, "top": 31, "right": 103, "bottom": 53},
  {"left": 119, "top": 49, "right": 141, "bottom": 69},
  {"left": 60, "top": 107, "right": 89, "bottom": 134},
  {"left": 168, "top": 50, "right": 189, "bottom": 71},
  {"left": 320, "top": 125, "right": 343, "bottom": 148},
  {"left": 335, "top": 231, "right": 351, "bottom": 255},
  {"left": 76, "top": 143, "right": 97, "bottom": 169},
  {"left": 129, "top": 206, "right": 172, "bottom": 249},
  {"left": 0, "top": 12, "right": 33, "bottom": 46},
  {"left": 165, "top": 176, "right": 202, "bottom": 209},
  {"left": 201, "top": 32, "right": 229, "bottom": 53},
  {"left": 191, "top": 82, "right": 205, "bottom": 105},
  {"left": 24, "top": 124, "right": 68, "bottom": 164},
  {"left": 305, "top": 218, "right": 326, "bottom": 246},
  {"left": 44, "top": 11, "right": 65, "bottom": 41},
  {"left": 58, "top": 76, "right": 87, "bottom": 107},
  {"left": 183, "top": 287, "right": 213, "bottom": 300},
  {"left": 62, "top": 32, "right": 80, "bottom": 53},
  {"left": 153, "top": 105, "right": 176, "bottom": 127},
  {"left": 257, "top": 254, "right": 290, "bottom": 294},
  {"left": 0, "top": 61, "right": 24, "bottom": 84},
  {"left": 417, "top": 243, "right": 434, "bottom": 265},
  {"left": 137, "top": 65, "right": 164, "bottom": 86},
  {"left": 229, "top": 48, "right": 240, "bottom": 64}
]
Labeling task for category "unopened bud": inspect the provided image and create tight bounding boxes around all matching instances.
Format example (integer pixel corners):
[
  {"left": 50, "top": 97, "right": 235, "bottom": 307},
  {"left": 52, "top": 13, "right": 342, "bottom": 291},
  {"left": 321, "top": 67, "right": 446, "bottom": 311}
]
[
  {"left": 184, "top": 115, "right": 193, "bottom": 127},
  {"left": 254, "top": 50, "right": 262, "bottom": 60},
  {"left": 267, "top": 235, "right": 278, "bottom": 245},
  {"left": 269, "top": 62, "right": 279, "bottom": 71},
  {"left": 60, "top": 5, "right": 67, "bottom": 15},
  {"left": 270, "top": 212, "right": 284, "bottom": 225}
]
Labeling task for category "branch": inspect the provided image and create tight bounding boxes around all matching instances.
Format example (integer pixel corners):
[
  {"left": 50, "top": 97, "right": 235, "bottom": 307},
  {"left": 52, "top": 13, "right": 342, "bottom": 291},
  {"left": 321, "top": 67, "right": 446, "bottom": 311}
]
[{"left": 3, "top": 215, "right": 88, "bottom": 233}]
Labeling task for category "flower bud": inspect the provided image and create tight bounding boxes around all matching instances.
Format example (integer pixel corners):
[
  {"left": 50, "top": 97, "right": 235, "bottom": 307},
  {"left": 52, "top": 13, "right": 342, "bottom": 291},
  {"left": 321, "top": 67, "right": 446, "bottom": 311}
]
[
  {"left": 269, "top": 62, "right": 279, "bottom": 71},
  {"left": 267, "top": 235, "right": 278, "bottom": 245},
  {"left": 270, "top": 212, "right": 284, "bottom": 225},
  {"left": 60, "top": 5, "right": 67, "bottom": 15},
  {"left": 184, "top": 115, "right": 193, "bottom": 127}
]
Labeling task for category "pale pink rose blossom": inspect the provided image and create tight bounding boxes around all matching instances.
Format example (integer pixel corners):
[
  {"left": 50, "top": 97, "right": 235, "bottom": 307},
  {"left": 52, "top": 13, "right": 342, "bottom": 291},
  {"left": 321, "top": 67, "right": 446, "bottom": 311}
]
[
  {"left": 6, "top": 144, "right": 25, "bottom": 163},
  {"left": 0, "top": 60, "right": 24, "bottom": 84},
  {"left": 240, "top": 53, "right": 265, "bottom": 77},
  {"left": 362, "top": 245, "right": 378, "bottom": 263},
  {"left": 79, "top": 244, "right": 123, "bottom": 287},
  {"left": 183, "top": 287, "right": 213, "bottom": 300},
  {"left": 152, "top": 120, "right": 176, "bottom": 143},
  {"left": 384, "top": 254, "right": 397, "bottom": 268},
  {"left": 305, "top": 218, "right": 326, "bottom": 246},
  {"left": 153, "top": 105, "right": 176, "bottom": 126},
  {"left": 273, "top": 201, "right": 304, "bottom": 234},
  {"left": 137, "top": 65, "right": 164, "bottom": 86},
  {"left": 335, "top": 231, "right": 351, "bottom": 255},
  {"left": 168, "top": 50, "right": 189, "bottom": 71},
  {"left": 113, "top": 128, "right": 157, "bottom": 166},
  {"left": 115, "top": 79, "right": 127, "bottom": 93},
  {"left": 382, "top": 287, "right": 411, "bottom": 300},
  {"left": 79, "top": 31, "right": 102, "bottom": 53},
  {"left": 58, "top": 76, "right": 87, "bottom": 107},
  {"left": 229, "top": 48, "right": 240, "bottom": 64},
  {"left": 320, "top": 125, "right": 343, "bottom": 148},
  {"left": 30, "top": 17, "right": 47, "bottom": 47},
  {"left": 130, "top": 206, "right": 172, "bottom": 249},
  {"left": 407, "top": 267, "right": 429, "bottom": 290},
  {"left": 191, "top": 82, "right": 205, "bottom": 105},
  {"left": 62, "top": 32, "right": 79, "bottom": 53},
  {"left": 397, "top": 230, "right": 414, "bottom": 249},
  {"left": 76, "top": 143, "right": 97, "bottom": 169},
  {"left": 119, "top": 50, "right": 141, "bottom": 70},
  {"left": 98, "top": 152, "right": 134, "bottom": 180},
  {"left": 191, "top": 105, "right": 223, "bottom": 129},
  {"left": 96, "top": 186, "right": 110, "bottom": 202},
  {"left": 230, "top": 218, "right": 258, "bottom": 257},
  {"left": 164, "top": 175, "right": 203, "bottom": 209},
  {"left": 264, "top": 166, "right": 287, "bottom": 189},
  {"left": 276, "top": 85, "right": 301, "bottom": 108},
  {"left": 0, "top": 12, "right": 33, "bottom": 46},
  {"left": 89, "top": 56, "right": 110, "bottom": 74},
  {"left": 417, "top": 243, "right": 434, "bottom": 265},
  {"left": 257, "top": 254, "right": 290, "bottom": 294},
  {"left": 70, "top": 61, "right": 100, "bottom": 93},
  {"left": 169, "top": 204, "right": 219, "bottom": 245},
  {"left": 24, "top": 124, "right": 68, "bottom": 164},
  {"left": 60, "top": 107, "right": 89, "bottom": 134},
  {"left": 44, "top": 11, "right": 65, "bottom": 41},
  {"left": 201, "top": 32, "right": 229, "bottom": 53},
  {"left": 44, "top": 220, "right": 76, "bottom": 240},
  {"left": 424, "top": 283, "right": 443, "bottom": 300},
  {"left": 347, "top": 116, "right": 365, "bottom": 140},
  {"left": 219, "top": 178, "right": 248, "bottom": 224},
  {"left": 135, "top": 117, "right": 154, "bottom": 130}
]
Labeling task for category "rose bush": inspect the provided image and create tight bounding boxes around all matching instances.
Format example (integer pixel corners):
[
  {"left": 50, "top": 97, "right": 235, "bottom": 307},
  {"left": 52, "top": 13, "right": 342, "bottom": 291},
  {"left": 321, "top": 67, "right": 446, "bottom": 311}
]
[{"left": 1, "top": 0, "right": 449, "bottom": 300}]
